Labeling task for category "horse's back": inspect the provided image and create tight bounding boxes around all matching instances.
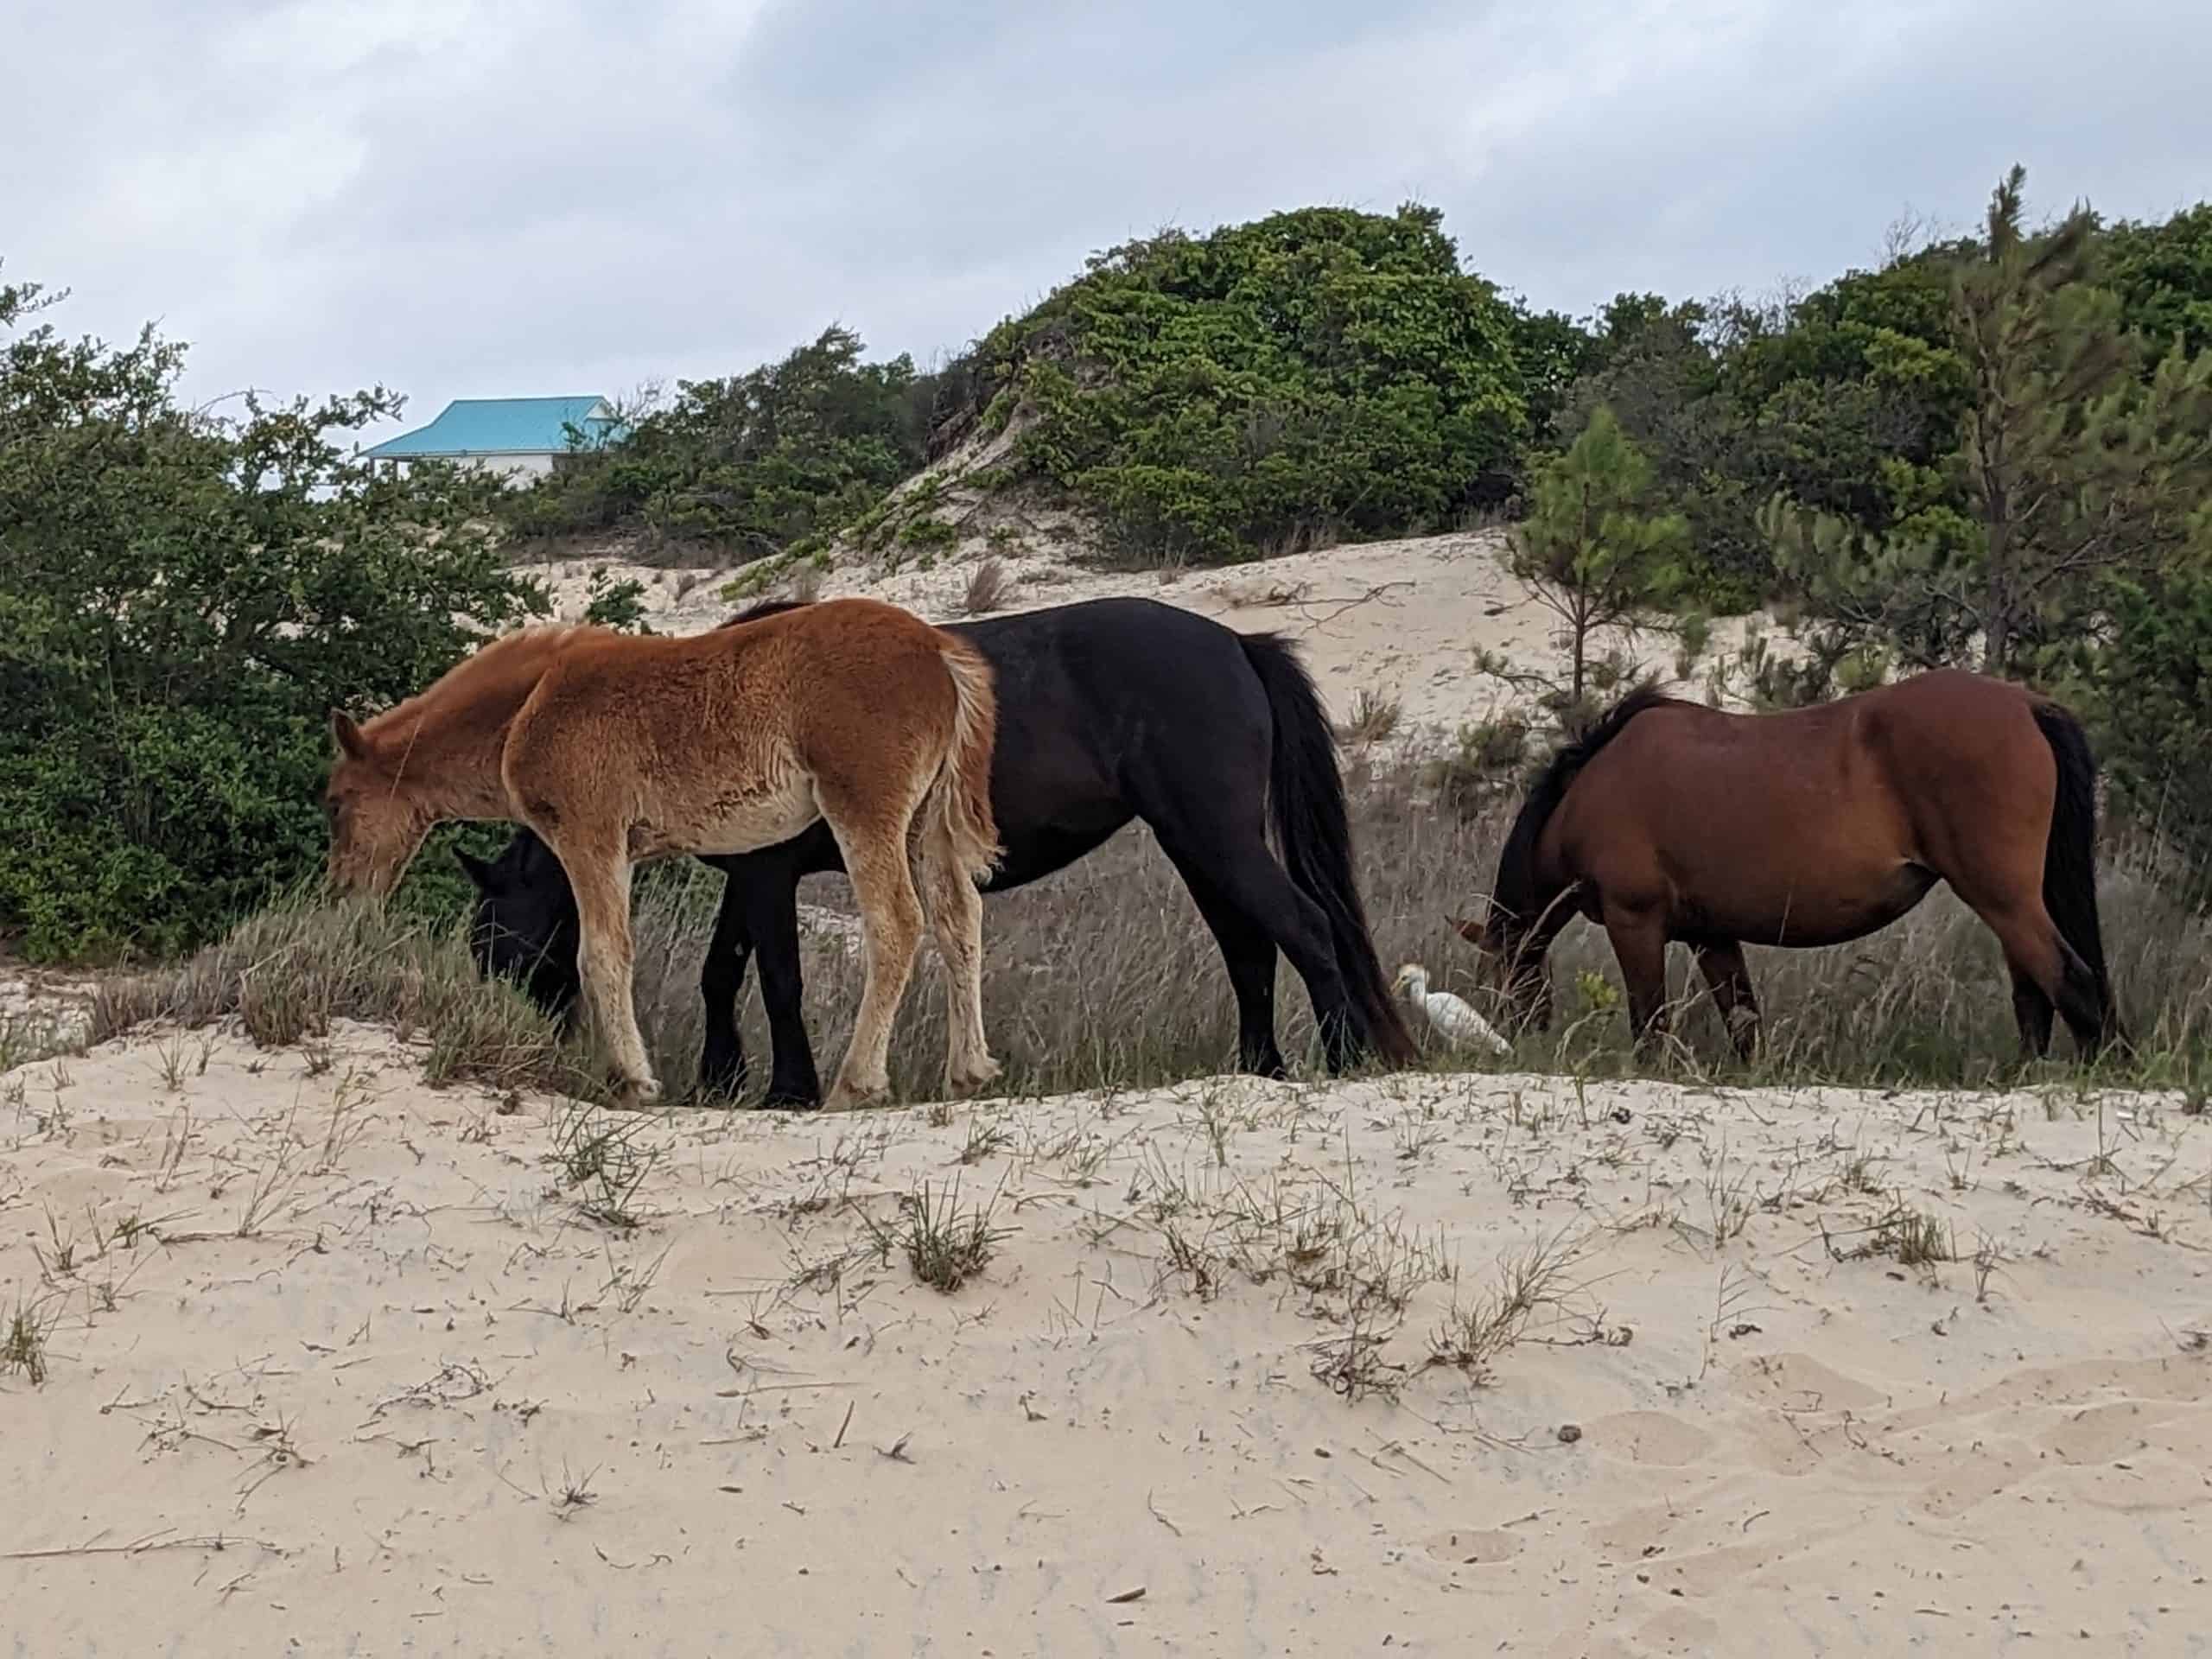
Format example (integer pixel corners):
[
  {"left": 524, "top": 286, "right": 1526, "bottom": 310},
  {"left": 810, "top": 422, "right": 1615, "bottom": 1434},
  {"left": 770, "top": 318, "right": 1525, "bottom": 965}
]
[{"left": 957, "top": 595, "right": 1274, "bottom": 780}]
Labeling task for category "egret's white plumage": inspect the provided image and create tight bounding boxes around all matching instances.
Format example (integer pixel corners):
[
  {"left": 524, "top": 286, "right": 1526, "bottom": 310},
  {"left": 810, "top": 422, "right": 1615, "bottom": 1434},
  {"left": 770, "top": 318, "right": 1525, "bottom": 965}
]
[{"left": 1392, "top": 963, "right": 1511, "bottom": 1056}]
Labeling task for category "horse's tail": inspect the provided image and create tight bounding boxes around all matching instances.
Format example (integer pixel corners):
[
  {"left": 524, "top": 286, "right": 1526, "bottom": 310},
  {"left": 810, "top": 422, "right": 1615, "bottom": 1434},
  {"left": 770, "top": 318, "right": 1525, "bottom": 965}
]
[
  {"left": 931, "top": 636, "right": 1003, "bottom": 886},
  {"left": 1236, "top": 632, "right": 1419, "bottom": 1067},
  {"left": 2031, "top": 698, "right": 2125, "bottom": 1050}
]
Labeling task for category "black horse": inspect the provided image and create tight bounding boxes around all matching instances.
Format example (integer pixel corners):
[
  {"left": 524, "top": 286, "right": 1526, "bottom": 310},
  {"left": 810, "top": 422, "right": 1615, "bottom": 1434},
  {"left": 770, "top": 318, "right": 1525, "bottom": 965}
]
[{"left": 459, "top": 594, "right": 1417, "bottom": 1106}]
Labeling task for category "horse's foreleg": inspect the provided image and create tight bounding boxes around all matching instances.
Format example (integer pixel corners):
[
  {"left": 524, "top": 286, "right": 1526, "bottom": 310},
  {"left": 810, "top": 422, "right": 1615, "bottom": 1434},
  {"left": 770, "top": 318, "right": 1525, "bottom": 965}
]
[
  {"left": 745, "top": 872, "right": 823, "bottom": 1109},
  {"left": 1694, "top": 941, "right": 1761, "bottom": 1062},
  {"left": 818, "top": 804, "right": 925, "bottom": 1111},
  {"left": 1603, "top": 911, "right": 1672, "bottom": 1056},
  {"left": 561, "top": 843, "right": 658, "bottom": 1105},
  {"left": 696, "top": 874, "right": 753, "bottom": 1100}
]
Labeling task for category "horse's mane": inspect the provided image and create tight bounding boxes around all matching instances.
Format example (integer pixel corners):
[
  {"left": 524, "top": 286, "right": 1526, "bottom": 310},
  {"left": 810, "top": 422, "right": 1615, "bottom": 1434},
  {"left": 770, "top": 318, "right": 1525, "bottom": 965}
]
[
  {"left": 715, "top": 598, "right": 817, "bottom": 632},
  {"left": 361, "top": 622, "right": 585, "bottom": 741},
  {"left": 1491, "top": 681, "right": 1681, "bottom": 930}
]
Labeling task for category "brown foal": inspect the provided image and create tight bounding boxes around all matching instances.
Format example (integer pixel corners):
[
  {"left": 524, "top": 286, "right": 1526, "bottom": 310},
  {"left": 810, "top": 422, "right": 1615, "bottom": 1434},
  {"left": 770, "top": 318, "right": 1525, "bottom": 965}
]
[
  {"left": 1456, "top": 669, "right": 2125, "bottom": 1064},
  {"left": 323, "top": 596, "right": 1001, "bottom": 1109}
]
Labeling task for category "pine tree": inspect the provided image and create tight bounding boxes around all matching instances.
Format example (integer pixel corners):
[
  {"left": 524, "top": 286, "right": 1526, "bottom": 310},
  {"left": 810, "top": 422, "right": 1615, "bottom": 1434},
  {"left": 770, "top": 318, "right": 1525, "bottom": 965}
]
[
  {"left": 1770, "top": 165, "right": 2212, "bottom": 679},
  {"left": 1502, "top": 405, "right": 1690, "bottom": 716}
]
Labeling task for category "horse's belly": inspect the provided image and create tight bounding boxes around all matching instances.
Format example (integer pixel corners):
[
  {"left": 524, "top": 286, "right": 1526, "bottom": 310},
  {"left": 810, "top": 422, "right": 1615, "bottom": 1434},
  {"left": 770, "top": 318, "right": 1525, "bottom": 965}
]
[
  {"left": 1715, "top": 861, "right": 1937, "bottom": 949},
  {"left": 648, "top": 772, "right": 822, "bottom": 859}
]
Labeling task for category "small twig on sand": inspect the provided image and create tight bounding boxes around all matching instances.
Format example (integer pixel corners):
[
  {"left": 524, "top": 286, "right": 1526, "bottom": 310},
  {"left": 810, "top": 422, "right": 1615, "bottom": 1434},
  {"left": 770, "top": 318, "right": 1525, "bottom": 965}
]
[{"left": 3, "top": 1530, "right": 288, "bottom": 1561}]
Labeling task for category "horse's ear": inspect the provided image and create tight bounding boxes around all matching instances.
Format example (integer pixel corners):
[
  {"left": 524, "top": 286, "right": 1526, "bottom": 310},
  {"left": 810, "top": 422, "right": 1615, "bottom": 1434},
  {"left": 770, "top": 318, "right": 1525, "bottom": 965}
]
[
  {"left": 454, "top": 849, "right": 497, "bottom": 893},
  {"left": 330, "top": 708, "right": 369, "bottom": 761},
  {"left": 1446, "top": 913, "right": 1483, "bottom": 943}
]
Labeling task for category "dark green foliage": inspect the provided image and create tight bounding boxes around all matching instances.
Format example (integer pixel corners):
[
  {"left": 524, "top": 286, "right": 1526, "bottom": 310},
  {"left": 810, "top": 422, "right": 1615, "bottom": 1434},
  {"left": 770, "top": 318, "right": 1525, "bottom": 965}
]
[
  {"left": 2103, "top": 203, "right": 2212, "bottom": 359},
  {"left": 1770, "top": 168, "right": 2212, "bottom": 680},
  {"left": 1555, "top": 298, "right": 1770, "bottom": 607},
  {"left": 579, "top": 566, "right": 652, "bottom": 632},
  {"left": 2074, "top": 567, "right": 2212, "bottom": 880},
  {"left": 954, "top": 204, "right": 1531, "bottom": 564},
  {"left": 0, "top": 272, "right": 546, "bottom": 960},
  {"left": 1497, "top": 407, "right": 1690, "bottom": 717},
  {"left": 501, "top": 326, "right": 942, "bottom": 558},
  {"left": 1751, "top": 170, "right": 2212, "bottom": 879}
]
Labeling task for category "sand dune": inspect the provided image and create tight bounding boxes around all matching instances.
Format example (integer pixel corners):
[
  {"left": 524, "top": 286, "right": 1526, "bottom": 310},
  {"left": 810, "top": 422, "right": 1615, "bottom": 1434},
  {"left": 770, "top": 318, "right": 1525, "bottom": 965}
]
[
  {"left": 7, "top": 1022, "right": 2207, "bottom": 1655},
  {"left": 522, "top": 525, "right": 1791, "bottom": 747}
]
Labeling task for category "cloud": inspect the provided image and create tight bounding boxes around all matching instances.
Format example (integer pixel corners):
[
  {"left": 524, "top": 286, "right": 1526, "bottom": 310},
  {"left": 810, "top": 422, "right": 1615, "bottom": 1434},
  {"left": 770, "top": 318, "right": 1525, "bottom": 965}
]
[{"left": 7, "top": 0, "right": 2207, "bottom": 445}]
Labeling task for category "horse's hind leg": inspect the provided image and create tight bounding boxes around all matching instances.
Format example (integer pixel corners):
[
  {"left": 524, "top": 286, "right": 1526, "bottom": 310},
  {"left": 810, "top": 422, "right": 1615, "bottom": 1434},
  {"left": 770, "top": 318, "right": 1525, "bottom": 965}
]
[
  {"left": 1149, "top": 819, "right": 1355, "bottom": 1071},
  {"left": 916, "top": 802, "right": 998, "bottom": 1097},
  {"left": 817, "top": 797, "right": 926, "bottom": 1110},
  {"left": 1967, "top": 900, "right": 2101, "bottom": 1062},
  {"left": 1694, "top": 941, "right": 1760, "bottom": 1062},
  {"left": 2007, "top": 964, "right": 2056, "bottom": 1058},
  {"left": 1161, "top": 854, "right": 1287, "bottom": 1078}
]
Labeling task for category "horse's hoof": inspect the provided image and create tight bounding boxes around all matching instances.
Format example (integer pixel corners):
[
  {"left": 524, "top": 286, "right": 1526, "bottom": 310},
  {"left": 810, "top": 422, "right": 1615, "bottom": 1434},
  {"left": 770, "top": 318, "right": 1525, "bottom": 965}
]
[
  {"left": 823, "top": 1079, "right": 889, "bottom": 1114},
  {"left": 614, "top": 1074, "right": 663, "bottom": 1109},
  {"left": 756, "top": 1091, "right": 821, "bottom": 1114},
  {"left": 946, "top": 1056, "right": 1002, "bottom": 1096}
]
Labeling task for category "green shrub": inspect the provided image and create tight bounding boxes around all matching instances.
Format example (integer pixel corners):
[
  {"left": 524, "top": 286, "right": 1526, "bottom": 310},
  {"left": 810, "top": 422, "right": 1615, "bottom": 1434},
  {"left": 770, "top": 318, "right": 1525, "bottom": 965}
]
[
  {"left": 950, "top": 204, "right": 1532, "bottom": 564},
  {"left": 500, "top": 327, "right": 944, "bottom": 558},
  {"left": 0, "top": 272, "right": 545, "bottom": 960}
]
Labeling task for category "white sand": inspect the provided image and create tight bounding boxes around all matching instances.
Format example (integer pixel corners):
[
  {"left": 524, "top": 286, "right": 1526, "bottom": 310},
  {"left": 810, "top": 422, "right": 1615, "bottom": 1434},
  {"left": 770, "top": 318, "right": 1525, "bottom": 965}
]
[
  {"left": 7, "top": 1022, "right": 2208, "bottom": 1654},
  {"left": 521, "top": 524, "right": 1791, "bottom": 754}
]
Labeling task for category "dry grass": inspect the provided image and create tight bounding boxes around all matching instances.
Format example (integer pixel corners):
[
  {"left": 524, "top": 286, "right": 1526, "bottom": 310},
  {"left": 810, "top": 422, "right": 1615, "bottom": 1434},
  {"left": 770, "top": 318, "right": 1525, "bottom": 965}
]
[
  {"left": 864, "top": 1176, "right": 1009, "bottom": 1293},
  {"left": 79, "top": 766, "right": 2212, "bottom": 1109},
  {"left": 3, "top": 1293, "right": 60, "bottom": 1385},
  {"left": 962, "top": 556, "right": 1010, "bottom": 616},
  {"left": 1338, "top": 688, "right": 1402, "bottom": 747}
]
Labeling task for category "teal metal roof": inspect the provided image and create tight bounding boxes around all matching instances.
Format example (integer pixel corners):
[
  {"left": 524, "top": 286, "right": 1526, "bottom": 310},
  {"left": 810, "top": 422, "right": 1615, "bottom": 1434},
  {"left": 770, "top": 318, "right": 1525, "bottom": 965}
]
[{"left": 364, "top": 396, "right": 626, "bottom": 458}]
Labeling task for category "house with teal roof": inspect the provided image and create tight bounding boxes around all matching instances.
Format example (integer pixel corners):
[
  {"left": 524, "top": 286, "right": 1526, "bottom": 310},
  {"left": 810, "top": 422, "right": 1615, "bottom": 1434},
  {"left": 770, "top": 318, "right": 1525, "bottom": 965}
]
[{"left": 363, "top": 395, "right": 626, "bottom": 485}]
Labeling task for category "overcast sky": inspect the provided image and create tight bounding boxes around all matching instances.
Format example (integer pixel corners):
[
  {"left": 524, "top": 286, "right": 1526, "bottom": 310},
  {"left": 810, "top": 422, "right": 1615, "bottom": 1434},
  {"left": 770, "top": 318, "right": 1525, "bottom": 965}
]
[{"left": 9, "top": 0, "right": 2208, "bottom": 446}]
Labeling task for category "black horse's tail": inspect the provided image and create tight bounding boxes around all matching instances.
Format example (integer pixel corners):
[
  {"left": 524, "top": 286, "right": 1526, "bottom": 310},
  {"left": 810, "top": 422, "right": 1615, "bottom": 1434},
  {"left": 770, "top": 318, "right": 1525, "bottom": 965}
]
[
  {"left": 2031, "top": 700, "right": 2125, "bottom": 1052},
  {"left": 1237, "top": 632, "right": 1419, "bottom": 1067}
]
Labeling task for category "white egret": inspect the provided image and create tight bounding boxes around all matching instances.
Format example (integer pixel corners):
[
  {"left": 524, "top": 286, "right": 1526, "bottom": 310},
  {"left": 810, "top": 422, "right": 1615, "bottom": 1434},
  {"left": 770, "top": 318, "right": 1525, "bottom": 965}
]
[{"left": 1391, "top": 963, "right": 1511, "bottom": 1057}]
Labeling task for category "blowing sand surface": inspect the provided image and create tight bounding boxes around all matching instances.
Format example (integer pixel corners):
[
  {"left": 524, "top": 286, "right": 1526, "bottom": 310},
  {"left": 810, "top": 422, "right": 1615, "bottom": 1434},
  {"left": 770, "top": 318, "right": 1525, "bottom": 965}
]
[{"left": 6, "top": 1024, "right": 2210, "bottom": 1655}]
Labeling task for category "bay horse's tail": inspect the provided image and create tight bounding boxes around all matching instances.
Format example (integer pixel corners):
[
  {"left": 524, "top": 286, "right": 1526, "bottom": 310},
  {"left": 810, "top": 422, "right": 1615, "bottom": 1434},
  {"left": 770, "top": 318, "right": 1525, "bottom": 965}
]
[
  {"left": 2031, "top": 698, "right": 2125, "bottom": 1050},
  {"left": 1236, "top": 632, "right": 1419, "bottom": 1067},
  {"left": 931, "top": 637, "right": 1004, "bottom": 885}
]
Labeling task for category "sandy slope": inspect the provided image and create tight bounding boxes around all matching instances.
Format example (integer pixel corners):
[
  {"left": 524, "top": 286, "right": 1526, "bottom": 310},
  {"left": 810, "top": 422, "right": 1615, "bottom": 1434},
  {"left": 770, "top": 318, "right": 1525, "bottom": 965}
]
[
  {"left": 7, "top": 1023, "right": 2209, "bottom": 1655},
  {"left": 520, "top": 525, "right": 1789, "bottom": 751}
]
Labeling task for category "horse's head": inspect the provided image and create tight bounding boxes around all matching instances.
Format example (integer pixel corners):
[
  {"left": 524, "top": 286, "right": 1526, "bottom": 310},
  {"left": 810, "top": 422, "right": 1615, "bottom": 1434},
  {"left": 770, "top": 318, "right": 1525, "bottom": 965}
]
[
  {"left": 455, "top": 831, "right": 583, "bottom": 1024},
  {"left": 322, "top": 710, "right": 435, "bottom": 901},
  {"left": 1447, "top": 908, "right": 1554, "bottom": 1033}
]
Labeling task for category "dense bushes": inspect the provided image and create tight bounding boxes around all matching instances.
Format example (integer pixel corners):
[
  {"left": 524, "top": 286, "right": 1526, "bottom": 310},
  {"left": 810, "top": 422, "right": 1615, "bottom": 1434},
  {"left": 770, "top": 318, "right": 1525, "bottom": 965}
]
[
  {"left": 956, "top": 205, "right": 1535, "bottom": 564},
  {"left": 505, "top": 205, "right": 1567, "bottom": 569},
  {"left": 0, "top": 276, "right": 546, "bottom": 960},
  {"left": 500, "top": 326, "right": 949, "bottom": 559}
]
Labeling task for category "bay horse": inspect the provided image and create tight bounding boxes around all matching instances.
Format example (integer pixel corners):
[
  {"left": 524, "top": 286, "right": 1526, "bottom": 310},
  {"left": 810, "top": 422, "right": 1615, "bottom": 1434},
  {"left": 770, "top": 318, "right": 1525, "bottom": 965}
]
[
  {"left": 1452, "top": 670, "right": 2126, "bottom": 1063},
  {"left": 323, "top": 595, "right": 1002, "bottom": 1109},
  {"left": 459, "top": 595, "right": 1418, "bottom": 1107}
]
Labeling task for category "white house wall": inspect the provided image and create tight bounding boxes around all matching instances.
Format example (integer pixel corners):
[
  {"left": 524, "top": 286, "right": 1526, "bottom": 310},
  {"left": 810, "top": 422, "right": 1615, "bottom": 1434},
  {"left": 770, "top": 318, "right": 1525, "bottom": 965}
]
[{"left": 379, "top": 453, "right": 557, "bottom": 486}]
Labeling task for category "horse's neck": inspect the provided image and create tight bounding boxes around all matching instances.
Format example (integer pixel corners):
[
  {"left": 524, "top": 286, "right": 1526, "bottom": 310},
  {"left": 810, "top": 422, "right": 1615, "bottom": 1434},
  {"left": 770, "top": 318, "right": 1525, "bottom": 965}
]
[
  {"left": 1497, "top": 878, "right": 1573, "bottom": 964},
  {"left": 372, "top": 652, "right": 550, "bottom": 819}
]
